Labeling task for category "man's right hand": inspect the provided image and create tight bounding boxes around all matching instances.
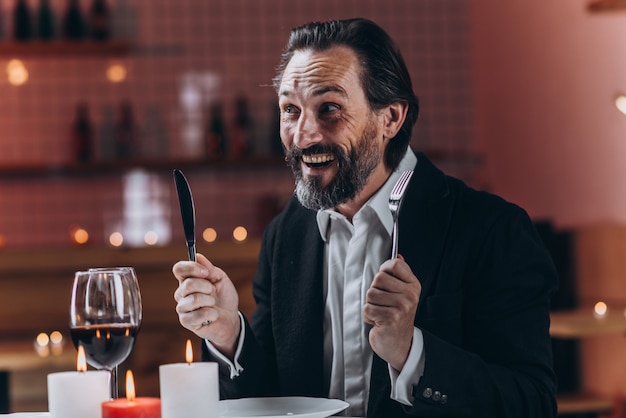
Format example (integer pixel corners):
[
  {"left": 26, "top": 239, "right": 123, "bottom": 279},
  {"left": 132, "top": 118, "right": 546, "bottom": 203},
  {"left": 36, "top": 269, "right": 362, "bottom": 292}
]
[{"left": 173, "top": 253, "right": 241, "bottom": 359}]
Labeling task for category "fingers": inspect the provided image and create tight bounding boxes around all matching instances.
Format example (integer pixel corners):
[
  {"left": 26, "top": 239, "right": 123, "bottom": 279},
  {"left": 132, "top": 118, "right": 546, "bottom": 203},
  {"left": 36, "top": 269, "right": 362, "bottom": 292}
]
[
  {"left": 364, "top": 259, "right": 420, "bottom": 370},
  {"left": 172, "top": 253, "right": 229, "bottom": 285},
  {"left": 174, "top": 277, "right": 220, "bottom": 332},
  {"left": 378, "top": 256, "right": 418, "bottom": 284},
  {"left": 177, "top": 305, "right": 219, "bottom": 331},
  {"left": 173, "top": 253, "right": 217, "bottom": 329},
  {"left": 369, "top": 258, "right": 421, "bottom": 298},
  {"left": 364, "top": 283, "right": 418, "bottom": 321},
  {"left": 174, "top": 278, "right": 216, "bottom": 304},
  {"left": 172, "top": 254, "right": 210, "bottom": 284},
  {"left": 363, "top": 258, "right": 421, "bottom": 324}
]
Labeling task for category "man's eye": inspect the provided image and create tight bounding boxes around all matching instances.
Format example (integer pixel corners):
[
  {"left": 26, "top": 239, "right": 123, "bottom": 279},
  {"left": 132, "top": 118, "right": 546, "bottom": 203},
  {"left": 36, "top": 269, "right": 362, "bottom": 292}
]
[
  {"left": 283, "top": 104, "right": 299, "bottom": 114},
  {"left": 320, "top": 103, "right": 340, "bottom": 113}
]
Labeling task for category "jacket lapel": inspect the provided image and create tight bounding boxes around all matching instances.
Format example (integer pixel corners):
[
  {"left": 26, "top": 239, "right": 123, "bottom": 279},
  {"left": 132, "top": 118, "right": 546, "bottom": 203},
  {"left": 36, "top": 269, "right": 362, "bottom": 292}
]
[
  {"left": 400, "top": 153, "right": 454, "bottom": 317},
  {"left": 368, "top": 153, "right": 454, "bottom": 413},
  {"left": 273, "top": 203, "right": 326, "bottom": 396}
]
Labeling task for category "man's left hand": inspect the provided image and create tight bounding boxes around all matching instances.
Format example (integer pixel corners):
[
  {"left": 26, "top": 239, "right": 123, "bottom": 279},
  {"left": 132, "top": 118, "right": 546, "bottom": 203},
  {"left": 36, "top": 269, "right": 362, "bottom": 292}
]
[{"left": 363, "top": 255, "right": 422, "bottom": 372}]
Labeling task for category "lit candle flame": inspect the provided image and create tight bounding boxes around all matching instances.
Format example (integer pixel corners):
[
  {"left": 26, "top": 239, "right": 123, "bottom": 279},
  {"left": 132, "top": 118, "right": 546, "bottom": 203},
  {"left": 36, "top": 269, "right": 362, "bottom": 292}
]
[
  {"left": 126, "top": 370, "right": 136, "bottom": 402},
  {"left": 186, "top": 339, "right": 193, "bottom": 364},
  {"left": 76, "top": 345, "right": 87, "bottom": 372}
]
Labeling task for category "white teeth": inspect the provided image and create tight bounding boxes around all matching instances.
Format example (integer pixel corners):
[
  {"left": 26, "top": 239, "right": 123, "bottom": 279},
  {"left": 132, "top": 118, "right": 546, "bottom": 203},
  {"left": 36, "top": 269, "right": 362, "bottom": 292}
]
[{"left": 302, "top": 153, "right": 335, "bottom": 164}]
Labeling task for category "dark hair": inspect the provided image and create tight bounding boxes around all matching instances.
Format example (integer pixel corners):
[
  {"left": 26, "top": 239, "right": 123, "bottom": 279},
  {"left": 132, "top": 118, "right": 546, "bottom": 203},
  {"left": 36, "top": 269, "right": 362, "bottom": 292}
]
[{"left": 273, "top": 18, "right": 419, "bottom": 170}]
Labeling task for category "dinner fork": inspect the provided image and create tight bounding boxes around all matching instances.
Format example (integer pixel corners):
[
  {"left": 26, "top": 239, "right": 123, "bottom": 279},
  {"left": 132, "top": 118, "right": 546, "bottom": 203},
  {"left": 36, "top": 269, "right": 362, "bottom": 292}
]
[{"left": 389, "top": 170, "right": 414, "bottom": 259}]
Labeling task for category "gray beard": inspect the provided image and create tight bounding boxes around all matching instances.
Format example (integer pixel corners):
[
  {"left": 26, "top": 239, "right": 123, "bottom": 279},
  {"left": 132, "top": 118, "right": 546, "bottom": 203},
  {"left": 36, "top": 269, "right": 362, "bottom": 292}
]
[{"left": 290, "top": 122, "right": 380, "bottom": 211}]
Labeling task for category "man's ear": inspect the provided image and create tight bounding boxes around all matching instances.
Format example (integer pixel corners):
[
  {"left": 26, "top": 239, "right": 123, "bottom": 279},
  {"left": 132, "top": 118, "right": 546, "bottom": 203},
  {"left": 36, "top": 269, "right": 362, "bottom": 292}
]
[{"left": 382, "top": 101, "right": 408, "bottom": 140}]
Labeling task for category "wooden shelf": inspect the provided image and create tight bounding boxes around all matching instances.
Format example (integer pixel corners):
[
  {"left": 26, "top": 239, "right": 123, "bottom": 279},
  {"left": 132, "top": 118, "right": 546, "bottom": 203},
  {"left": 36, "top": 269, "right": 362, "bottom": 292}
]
[
  {"left": 0, "top": 156, "right": 289, "bottom": 179},
  {"left": 550, "top": 308, "right": 626, "bottom": 338},
  {"left": 0, "top": 40, "right": 131, "bottom": 56},
  {"left": 557, "top": 392, "right": 614, "bottom": 415},
  {"left": 588, "top": 0, "right": 626, "bottom": 12}
]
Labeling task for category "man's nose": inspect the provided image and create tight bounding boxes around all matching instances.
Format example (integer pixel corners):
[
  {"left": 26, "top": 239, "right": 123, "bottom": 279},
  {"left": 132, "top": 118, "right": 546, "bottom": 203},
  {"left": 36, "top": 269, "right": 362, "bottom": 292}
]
[{"left": 293, "top": 113, "right": 323, "bottom": 149}]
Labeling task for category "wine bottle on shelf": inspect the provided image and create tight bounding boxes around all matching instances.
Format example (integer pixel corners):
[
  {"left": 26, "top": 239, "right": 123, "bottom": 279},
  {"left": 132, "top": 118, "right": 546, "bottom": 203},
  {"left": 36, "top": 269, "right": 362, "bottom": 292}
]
[
  {"left": 37, "top": 0, "right": 55, "bottom": 41},
  {"left": 62, "top": 0, "right": 86, "bottom": 40},
  {"left": 205, "top": 101, "right": 227, "bottom": 160},
  {"left": 90, "top": 0, "right": 110, "bottom": 41},
  {"left": 115, "top": 100, "right": 136, "bottom": 160},
  {"left": 141, "top": 104, "right": 169, "bottom": 159},
  {"left": 230, "top": 95, "right": 253, "bottom": 158},
  {"left": 72, "top": 102, "right": 93, "bottom": 164},
  {"left": 13, "top": 0, "right": 33, "bottom": 41},
  {"left": 98, "top": 104, "right": 115, "bottom": 161}
]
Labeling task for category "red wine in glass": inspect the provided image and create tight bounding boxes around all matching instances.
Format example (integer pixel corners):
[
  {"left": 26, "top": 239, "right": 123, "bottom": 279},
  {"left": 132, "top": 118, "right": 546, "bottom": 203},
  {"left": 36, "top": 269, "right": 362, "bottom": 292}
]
[{"left": 70, "top": 324, "right": 139, "bottom": 370}]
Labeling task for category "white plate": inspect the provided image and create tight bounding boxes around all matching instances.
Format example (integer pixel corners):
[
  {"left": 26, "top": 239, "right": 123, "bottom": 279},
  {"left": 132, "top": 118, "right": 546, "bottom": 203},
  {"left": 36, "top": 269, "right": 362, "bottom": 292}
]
[
  {"left": 3, "top": 414, "right": 50, "bottom": 417},
  {"left": 219, "top": 396, "right": 349, "bottom": 418}
]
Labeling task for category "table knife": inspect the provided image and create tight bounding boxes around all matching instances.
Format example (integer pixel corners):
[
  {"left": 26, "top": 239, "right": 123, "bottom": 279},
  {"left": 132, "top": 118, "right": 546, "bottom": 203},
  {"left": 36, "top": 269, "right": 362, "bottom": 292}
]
[{"left": 173, "top": 169, "right": 197, "bottom": 262}]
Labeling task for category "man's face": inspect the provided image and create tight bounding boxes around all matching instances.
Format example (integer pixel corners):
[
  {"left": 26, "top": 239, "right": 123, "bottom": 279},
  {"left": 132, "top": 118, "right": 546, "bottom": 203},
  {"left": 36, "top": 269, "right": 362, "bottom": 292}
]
[{"left": 278, "top": 46, "right": 387, "bottom": 211}]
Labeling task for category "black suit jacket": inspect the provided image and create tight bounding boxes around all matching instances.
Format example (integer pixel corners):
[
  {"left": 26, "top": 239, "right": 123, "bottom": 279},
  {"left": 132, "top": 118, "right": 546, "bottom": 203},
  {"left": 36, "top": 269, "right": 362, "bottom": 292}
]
[{"left": 204, "top": 153, "right": 558, "bottom": 418}]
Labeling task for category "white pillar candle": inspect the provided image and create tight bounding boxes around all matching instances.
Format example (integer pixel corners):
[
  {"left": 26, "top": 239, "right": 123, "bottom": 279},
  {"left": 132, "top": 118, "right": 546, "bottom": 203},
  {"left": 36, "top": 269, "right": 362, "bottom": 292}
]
[
  {"left": 47, "top": 370, "right": 110, "bottom": 418},
  {"left": 159, "top": 340, "right": 219, "bottom": 418},
  {"left": 47, "top": 345, "right": 111, "bottom": 418}
]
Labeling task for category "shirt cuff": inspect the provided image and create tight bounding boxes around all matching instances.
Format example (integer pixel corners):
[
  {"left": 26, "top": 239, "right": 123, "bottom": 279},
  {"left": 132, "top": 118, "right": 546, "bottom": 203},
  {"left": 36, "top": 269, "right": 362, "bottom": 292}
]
[
  {"left": 204, "top": 311, "right": 245, "bottom": 379},
  {"left": 388, "top": 327, "right": 425, "bottom": 406}
]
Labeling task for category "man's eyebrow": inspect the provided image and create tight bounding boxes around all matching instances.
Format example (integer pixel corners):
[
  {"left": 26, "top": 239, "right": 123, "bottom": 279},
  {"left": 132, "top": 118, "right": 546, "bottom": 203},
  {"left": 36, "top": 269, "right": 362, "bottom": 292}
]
[
  {"left": 279, "top": 85, "right": 347, "bottom": 98},
  {"left": 313, "top": 85, "right": 347, "bottom": 96}
]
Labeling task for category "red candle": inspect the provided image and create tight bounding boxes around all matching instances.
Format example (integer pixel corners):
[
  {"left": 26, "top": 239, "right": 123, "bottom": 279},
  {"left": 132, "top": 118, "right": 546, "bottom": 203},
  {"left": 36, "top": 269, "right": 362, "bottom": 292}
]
[{"left": 102, "top": 370, "right": 161, "bottom": 418}]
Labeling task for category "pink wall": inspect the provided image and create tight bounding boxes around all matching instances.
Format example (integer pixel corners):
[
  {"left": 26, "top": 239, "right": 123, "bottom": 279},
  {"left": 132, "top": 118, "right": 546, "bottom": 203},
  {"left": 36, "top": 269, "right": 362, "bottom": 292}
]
[
  {"left": 470, "top": 0, "right": 626, "bottom": 228},
  {"left": 471, "top": 0, "right": 626, "bottom": 399}
]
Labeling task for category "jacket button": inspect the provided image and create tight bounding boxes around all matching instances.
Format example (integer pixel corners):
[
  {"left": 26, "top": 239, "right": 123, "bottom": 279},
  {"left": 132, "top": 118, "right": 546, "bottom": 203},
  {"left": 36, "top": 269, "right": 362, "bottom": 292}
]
[
  {"left": 422, "top": 388, "right": 433, "bottom": 398},
  {"left": 440, "top": 394, "right": 448, "bottom": 404},
  {"left": 432, "top": 391, "right": 441, "bottom": 401}
]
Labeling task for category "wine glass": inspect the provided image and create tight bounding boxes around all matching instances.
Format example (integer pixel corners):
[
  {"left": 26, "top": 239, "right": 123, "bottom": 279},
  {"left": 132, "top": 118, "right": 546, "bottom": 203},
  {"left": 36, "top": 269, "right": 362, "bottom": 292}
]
[{"left": 69, "top": 267, "right": 142, "bottom": 398}]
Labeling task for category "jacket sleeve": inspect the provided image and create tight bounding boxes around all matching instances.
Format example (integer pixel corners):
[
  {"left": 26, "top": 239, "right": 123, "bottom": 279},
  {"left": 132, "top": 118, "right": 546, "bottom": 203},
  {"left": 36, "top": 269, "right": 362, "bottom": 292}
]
[
  {"left": 405, "top": 205, "right": 558, "bottom": 418},
  {"left": 202, "top": 219, "right": 281, "bottom": 399}
]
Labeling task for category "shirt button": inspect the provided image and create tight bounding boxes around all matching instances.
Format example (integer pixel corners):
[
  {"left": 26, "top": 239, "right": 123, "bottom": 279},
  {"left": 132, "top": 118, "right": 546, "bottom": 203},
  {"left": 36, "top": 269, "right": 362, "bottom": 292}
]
[
  {"left": 422, "top": 388, "right": 433, "bottom": 398},
  {"left": 432, "top": 391, "right": 442, "bottom": 401},
  {"left": 440, "top": 394, "right": 448, "bottom": 404}
]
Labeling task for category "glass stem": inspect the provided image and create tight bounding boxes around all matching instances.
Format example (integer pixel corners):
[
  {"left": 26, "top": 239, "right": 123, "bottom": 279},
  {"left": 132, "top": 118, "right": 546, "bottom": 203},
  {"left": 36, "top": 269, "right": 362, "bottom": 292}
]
[{"left": 111, "top": 366, "right": 119, "bottom": 399}]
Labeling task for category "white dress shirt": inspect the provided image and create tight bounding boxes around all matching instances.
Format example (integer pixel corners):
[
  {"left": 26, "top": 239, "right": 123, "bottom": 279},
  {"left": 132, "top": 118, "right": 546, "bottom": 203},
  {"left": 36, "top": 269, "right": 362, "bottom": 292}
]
[
  {"left": 207, "top": 148, "right": 425, "bottom": 416},
  {"left": 316, "top": 148, "right": 423, "bottom": 416}
]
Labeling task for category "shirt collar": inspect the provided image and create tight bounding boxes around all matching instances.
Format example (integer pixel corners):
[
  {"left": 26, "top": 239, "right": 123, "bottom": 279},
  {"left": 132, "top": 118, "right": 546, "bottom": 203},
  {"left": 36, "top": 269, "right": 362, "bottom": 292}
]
[{"left": 316, "top": 147, "right": 418, "bottom": 242}]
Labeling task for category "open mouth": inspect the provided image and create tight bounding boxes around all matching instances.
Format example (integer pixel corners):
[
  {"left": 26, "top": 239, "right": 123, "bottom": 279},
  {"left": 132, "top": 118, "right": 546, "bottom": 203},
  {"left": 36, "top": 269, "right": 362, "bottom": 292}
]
[{"left": 302, "top": 153, "right": 336, "bottom": 169}]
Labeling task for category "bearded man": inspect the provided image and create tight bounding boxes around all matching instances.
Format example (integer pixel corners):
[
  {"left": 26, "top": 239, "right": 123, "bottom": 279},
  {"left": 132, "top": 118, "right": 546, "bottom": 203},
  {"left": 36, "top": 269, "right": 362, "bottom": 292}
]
[{"left": 173, "top": 18, "right": 558, "bottom": 418}]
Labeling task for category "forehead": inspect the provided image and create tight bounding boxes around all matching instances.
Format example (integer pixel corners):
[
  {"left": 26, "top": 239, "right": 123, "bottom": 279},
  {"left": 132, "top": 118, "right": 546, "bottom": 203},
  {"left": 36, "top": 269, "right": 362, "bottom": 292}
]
[{"left": 278, "top": 46, "right": 365, "bottom": 99}]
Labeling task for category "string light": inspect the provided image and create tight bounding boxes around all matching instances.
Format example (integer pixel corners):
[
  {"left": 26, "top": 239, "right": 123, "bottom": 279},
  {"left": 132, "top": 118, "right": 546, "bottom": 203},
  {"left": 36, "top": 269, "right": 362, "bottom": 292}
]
[
  {"left": 144, "top": 230, "right": 158, "bottom": 246},
  {"left": 109, "top": 232, "right": 124, "bottom": 247},
  {"left": 232, "top": 226, "right": 248, "bottom": 242},
  {"left": 69, "top": 224, "right": 89, "bottom": 245},
  {"left": 106, "top": 63, "right": 127, "bottom": 83},
  {"left": 593, "top": 301, "right": 608, "bottom": 318},
  {"left": 7, "top": 59, "right": 29, "bottom": 86},
  {"left": 203, "top": 227, "right": 217, "bottom": 243},
  {"left": 34, "top": 333, "right": 50, "bottom": 357}
]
